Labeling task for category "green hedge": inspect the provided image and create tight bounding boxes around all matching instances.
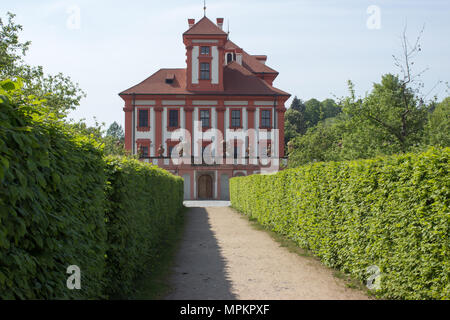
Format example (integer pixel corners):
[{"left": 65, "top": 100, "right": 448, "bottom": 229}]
[
  {"left": 230, "top": 148, "right": 449, "bottom": 299},
  {"left": 104, "top": 157, "right": 183, "bottom": 298},
  {"left": 0, "top": 93, "right": 107, "bottom": 299},
  {"left": 0, "top": 81, "right": 184, "bottom": 299}
]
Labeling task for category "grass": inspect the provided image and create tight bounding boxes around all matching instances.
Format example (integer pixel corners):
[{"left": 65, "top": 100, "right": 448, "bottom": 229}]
[
  {"left": 232, "top": 207, "right": 377, "bottom": 299},
  {"left": 129, "top": 206, "right": 187, "bottom": 300}
]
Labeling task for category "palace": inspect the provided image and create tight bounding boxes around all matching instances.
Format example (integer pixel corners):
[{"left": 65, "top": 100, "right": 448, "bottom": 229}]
[{"left": 119, "top": 16, "right": 290, "bottom": 200}]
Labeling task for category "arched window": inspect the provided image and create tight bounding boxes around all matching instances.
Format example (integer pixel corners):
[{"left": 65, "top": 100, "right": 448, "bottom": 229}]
[{"left": 226, "top": 52, "right": 233, "bottom": 64}]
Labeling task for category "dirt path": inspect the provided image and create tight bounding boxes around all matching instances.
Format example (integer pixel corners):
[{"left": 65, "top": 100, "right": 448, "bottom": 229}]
[{"left": 165, "top": 204, "right": 369, "bottom": 300}]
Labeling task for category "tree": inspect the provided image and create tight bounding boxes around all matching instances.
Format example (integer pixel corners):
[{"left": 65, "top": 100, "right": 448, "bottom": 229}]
[
  {"left": 288, "top": 119, "right": 344, "bottom": 167},
  {"left": 341, "top": 75, "right": 427, "bottom": 158},
  {"left": 284, "top": 108, "right": 303, "bottom": 143},
  {"left": 284, "top": 96, "right": 342, "bottom": 147},
  {"left": 320, "top": 98, "right": 341, "bottom": 120},
  {"left": 104, "top": 122, "right": 125, "bottom": 155},
  {"left": 290, "top": 96, "right": 305, "bottom": 112},
  {"left": 284, "top": 96, "right": 306, "bottom": 144},
  {"left": 0, "top": 12, "right": 85, "bottom": 118},
  {"left": 67, "top": 119, "right": 126, "bottom": 156},
  {"left": 334, "top": 26, "right": 433, "bottom": 159},
  {"left": 0, "top": 12, "right": 30, "bottom": 75},
  {"left": 304, "top": 98, "right": 321, "bottom": 127},
  {"left": 424, "top": 97, "right": 450, "bottom": 148},
  {"left": 106, "top": 122, "right": 125, "bottom": 141}
]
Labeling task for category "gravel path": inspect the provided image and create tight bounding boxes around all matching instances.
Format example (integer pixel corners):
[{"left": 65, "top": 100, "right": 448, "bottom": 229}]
[{"left": 165, "top": 204, "right": 369, "bottom": 300}]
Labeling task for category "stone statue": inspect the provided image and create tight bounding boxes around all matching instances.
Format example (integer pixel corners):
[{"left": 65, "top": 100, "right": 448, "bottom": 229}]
[{"left": 157, "top": 144, "right": 165, "bottom": 157}]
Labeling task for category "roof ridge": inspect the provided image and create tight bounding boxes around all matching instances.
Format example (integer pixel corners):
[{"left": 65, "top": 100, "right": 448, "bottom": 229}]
[{"left": 183, "top": 16, "right": 227, "bottom": 36}]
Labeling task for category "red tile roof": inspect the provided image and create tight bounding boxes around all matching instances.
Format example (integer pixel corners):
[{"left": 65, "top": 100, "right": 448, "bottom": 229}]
[
  {"left": 183, "top": 16, "right": 228, "bottom": 36},
  {"left": 120, "top": 69, "right": 189, "bottom": 95},
  {"left": 225, "top": 40, "right": 278, "bottom": 74},
  {"left": 222, "top": 62, "right": 288, "bottom": 95},
  {"left": 119, "top": 64, "right": 289, "bottom": 96},
  {"left": 120, "top": 24, "right": 288, "bottom": 98}
]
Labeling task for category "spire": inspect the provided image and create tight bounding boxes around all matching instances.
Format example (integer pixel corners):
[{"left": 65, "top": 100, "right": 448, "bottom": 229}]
[{"left": 203, "top": 0, "right": 206, "bottom": 17}]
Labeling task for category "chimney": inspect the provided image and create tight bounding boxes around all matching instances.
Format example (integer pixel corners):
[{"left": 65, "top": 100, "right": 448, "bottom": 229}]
[
  {"left": 188, "top": 19, "right": 195, "bottom": 28},
  {"left": 216, "top": 18, "right": 224, "bottom": 30},
  {"left": 253, "top": 55, "right": 267, "bottom": 65}
]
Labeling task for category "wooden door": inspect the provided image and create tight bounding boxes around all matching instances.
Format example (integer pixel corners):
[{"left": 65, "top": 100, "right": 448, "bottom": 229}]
[{"left": 198, "top": 175, "right": 213, "bottom": 199}]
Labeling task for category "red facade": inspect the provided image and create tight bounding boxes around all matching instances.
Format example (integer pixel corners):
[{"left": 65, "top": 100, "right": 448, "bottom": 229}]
[{"left": 119, "top": 16, "right": 290, "bottom": 200}]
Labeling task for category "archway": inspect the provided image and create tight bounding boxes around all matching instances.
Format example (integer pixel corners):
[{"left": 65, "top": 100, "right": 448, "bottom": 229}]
[{"left": 198, "top": 174, "right": 213, "bottom": 199}]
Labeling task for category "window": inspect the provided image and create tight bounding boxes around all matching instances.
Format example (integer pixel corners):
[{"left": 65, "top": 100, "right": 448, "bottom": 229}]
[
  {"left": 165, "top": 73, "right": 175, "bottom": 84},
  {"left": 137, "top": 139, "right": 150, "bottom": 157},
  {"left": 166, "top": 140, "right": 179, "bottom": 157},
  {"left": 262, "top": 142, "right": 272, "bottom": 157},
  {"left": 200, "top": 110, "right": 210, "bottom": 128},
  {"left": 233, "top": 145, "right": 239, "bottom": 159},
  {"left": 200, "top": 46, "right": 210, "bottom": 55},
  {"left": 226, "top": 52, "right": 234, "bottom": 64},
  {"left": 169, "top": 109, "right": 179, "bottom": 127},
  {"left": 231, "top": 109, "right": 241, "bottom": 128},
  {"left": 200, "top": 63, "right": 210, "bottom": 80},
  {"left": 261, "top": 110, "right": 271, "bottom": 128},
  {"left": 138, "top": 109, "right": 149, "bottom": 131},
  {"left": 140, "top": 146, "right": 149, "bottom": 157}
]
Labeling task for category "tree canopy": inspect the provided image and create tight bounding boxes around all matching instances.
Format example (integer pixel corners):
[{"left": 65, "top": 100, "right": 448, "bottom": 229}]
[
  {"left": 286, "top": 26, "right": 449, "bottom": 167},
  {"left": 287, "top": 75, "right": 449, "bottom": 167},
  {"left": 0, "top": 12, "right": 85, "bottom": 118}
]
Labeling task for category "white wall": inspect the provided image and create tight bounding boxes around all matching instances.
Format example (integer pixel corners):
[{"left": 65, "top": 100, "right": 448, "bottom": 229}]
[
  {"left": 211, "top": 46, "right": 219, "bottom": 84},
  {"left": 192, "top": 46, "right": 199, "bottom": 84},
  {"left": 183, "top": 174, "right": 190, "bottom": 200}
]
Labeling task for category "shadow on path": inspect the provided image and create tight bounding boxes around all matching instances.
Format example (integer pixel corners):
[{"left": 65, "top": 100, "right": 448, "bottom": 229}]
[{"left": 165, "top": 207, "right": 236, "bottom": 300}]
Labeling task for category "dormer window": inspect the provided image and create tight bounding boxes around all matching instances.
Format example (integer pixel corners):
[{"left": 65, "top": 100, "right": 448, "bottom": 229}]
[
  {"left": 226, "top": 52, "right": 234, "bottom": 64},
  {"left": 165, "top": 73, "right": 175, "bottom": 84},
  {"left": 200, "top": 46, "right": 210, "bottom": 55}
]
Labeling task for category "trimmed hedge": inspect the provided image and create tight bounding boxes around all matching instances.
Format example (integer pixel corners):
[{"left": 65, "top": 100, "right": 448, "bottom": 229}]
[
  {"left": 230, "top": 148, "right": 449, "bottom": 300},
  {"left": 104, "top": 157, "right": 183, "bottom": 298},
  {"left": 0, "top": 82, "right": 184, "bottom": 299},
  {"left": 0, "top": 93, "right": 107, "bottom": 299}
]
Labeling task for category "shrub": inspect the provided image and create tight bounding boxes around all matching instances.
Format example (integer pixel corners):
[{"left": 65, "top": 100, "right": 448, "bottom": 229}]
[
  {"left": 230, "top": 148, "right": 449, "bottom": 299},
  {"left": 0, "top": 79, "right": 184, "bottom": 299},
  {"left": 104, "top": 157, "right": 184, "bottom": 298},
  {"left": 0, "top": 86, "right": 107, "bottom": 299}
]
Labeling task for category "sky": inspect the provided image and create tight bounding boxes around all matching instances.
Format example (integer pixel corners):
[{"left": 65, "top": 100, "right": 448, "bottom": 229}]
[{"left": 3, "top": 0, "right": 450, "bottom": 128}]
